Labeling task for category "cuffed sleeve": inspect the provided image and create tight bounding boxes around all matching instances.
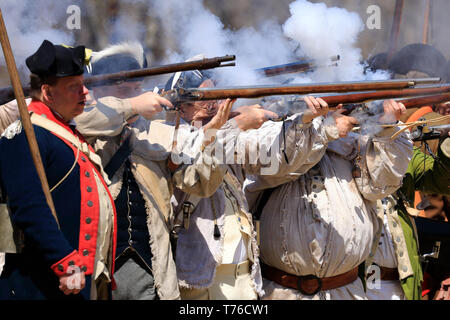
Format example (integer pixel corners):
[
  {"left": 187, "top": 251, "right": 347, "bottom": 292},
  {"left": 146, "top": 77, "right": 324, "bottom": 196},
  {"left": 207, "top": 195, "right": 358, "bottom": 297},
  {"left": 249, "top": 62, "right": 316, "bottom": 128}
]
[
  {"left": 51, "top": 250, "right": 84, "bottom": 277},
  {"left": 355, "top": 126, "right": 414, "bottom": 201},
  {"left": 171, "top": 124, "right": 228, "bottom": 198}
]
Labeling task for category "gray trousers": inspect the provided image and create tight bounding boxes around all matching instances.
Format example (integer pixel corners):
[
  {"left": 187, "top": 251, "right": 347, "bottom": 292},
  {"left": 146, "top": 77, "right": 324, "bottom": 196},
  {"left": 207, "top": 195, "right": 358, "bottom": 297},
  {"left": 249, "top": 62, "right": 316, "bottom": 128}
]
[{"left": 112, "top": 257, "right": 157, "bottom": 300}]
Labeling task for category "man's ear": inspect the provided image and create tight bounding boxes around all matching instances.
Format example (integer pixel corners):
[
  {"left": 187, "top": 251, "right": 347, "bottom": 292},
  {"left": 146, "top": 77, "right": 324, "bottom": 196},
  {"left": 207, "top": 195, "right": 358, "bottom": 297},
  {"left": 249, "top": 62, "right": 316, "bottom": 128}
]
[
  {"left": 178, "top": 106, "right": 186, "bottom": 117},
  {"left": 41, "top": 84, "right": 53, "bottom": 103}
]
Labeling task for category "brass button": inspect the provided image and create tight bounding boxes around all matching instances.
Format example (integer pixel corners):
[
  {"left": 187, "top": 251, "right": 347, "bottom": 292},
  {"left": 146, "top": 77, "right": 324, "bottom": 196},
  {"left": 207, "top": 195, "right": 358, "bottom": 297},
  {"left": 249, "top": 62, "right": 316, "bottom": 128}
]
[
  {"left": 85, "top": 234, "right": 91, "bottom": 240},
  {"left": 68, "top": 260, "right": 75, "bottom": 266},
  {"left": 82, "top": 249, "right": 89, "bottom": 256},
  {"left": 87, "top": 186, "right": 92, "bottom": 193},
  {"left": 81, "top": 156, "right": 86, "bottom": 162},
  {"left": 81, "top": 266, "right": 87, "bottom": 272},
  {"left": 85, "top": 171, "right": 90, "bottom": 178},
  {"left": 57, "top": 264, "right": 64, "bottom": 272},
  {"left": 86, "top": 217, "right": 92, "bottom": 224},
  {"left": 87, "top": 201, "right": 93, "bottom": 207}
]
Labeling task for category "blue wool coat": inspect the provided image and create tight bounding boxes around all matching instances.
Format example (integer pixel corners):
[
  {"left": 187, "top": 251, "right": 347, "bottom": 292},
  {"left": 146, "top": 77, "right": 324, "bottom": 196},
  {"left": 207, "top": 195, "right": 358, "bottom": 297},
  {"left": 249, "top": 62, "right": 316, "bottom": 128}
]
[{"left": 0, "top": 101, "right": 116, "bottom": 300}]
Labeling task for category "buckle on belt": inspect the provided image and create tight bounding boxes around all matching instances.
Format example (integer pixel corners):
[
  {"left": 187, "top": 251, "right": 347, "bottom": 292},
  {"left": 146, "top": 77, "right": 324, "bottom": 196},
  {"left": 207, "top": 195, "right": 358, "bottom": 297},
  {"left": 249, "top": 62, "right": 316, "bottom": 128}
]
[
  {"left": 182, "top": 201, "right": 195, "bottom": 230},
  {"left": 297, "top": 274, "right": 322, "bottom": 296}
]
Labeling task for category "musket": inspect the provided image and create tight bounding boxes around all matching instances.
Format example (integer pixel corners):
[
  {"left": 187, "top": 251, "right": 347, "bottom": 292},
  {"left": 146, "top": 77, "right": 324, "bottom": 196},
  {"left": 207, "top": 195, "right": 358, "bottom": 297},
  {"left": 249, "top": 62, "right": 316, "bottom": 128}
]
[
  {"left": 319, "top": 84, "right": 450, "bottom": 108},
  {"left": 397, "top": 92, "right": 450, "bottom": 109},
  {"left": 84, "top": 55, "right": 236, "bottom": 87},
  {"left": 256, "top": 55, "right": 340, "bottom": 77},
  {"left": 163, "top": 78, "right": 441, "bottom": 106},
  {"left": 412, "top": 124, "right": 450, "bottom": 142},
  {"left": 298, "top": 87, "right": 450, "bottom": 120},
  {"left": 0, "top": 55, "right": 236, "bottom": 105}
]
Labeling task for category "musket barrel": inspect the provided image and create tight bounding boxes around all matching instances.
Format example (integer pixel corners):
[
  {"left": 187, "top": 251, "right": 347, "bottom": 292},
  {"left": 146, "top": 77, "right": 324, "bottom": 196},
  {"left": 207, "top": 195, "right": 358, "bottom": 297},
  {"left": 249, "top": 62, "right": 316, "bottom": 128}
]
[
  {"left": 177, "top": 79, "right": 441, "bottom": 101},
  {"left": 85, "top": 55, "right": 236, "bottom": 87},
  {"left": 399, "top": 92, "right": 450, "bottom": 109},
  {"left": 258, "top": 55, "right": 341, "bottom": 77},
  {"left": 300, "top": 92, "right": 450, "bottom": 120},
  {"left": 321, "top": 85, "right": 450, "bottom": 107},
  {"left": 0, "top": 55, "right": 236, "bottom": 104}
]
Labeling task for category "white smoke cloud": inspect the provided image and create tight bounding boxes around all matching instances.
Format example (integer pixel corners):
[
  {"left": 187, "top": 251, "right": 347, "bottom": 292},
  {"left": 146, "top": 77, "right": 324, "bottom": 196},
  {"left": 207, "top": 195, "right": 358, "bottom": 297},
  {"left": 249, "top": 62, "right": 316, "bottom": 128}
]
[
  {"left": 0, "top": 0, "right": 75, "bottom": 82},
  {"left": 146, "top": 0, "right": 297, "bottom": 86},
  {"left": 145, "top": 0, "right": 388, "bottom": 87},
  {"left": 283, "top": 0, "right": 389, "bottom": 82}
]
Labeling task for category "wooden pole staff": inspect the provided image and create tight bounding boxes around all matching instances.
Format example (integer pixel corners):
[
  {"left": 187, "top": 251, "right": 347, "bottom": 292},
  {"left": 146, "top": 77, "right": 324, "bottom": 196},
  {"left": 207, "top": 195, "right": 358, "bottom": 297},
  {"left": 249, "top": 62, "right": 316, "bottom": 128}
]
[
  {"left": 422, "top": 0, "right": 432, "bottom": 45},
  {"left": 387, "top": 0, "right": 404, "bottom": 62},
  {"left": 0, "top": 9, "right": 60, "bottom": 228}
]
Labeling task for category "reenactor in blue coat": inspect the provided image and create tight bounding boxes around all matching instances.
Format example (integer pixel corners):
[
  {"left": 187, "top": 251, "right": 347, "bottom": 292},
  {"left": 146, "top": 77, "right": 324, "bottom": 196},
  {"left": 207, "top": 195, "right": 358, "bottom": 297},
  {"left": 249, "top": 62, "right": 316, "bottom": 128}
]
[{"left": 0, "top": 40, "right": 117, "bottom": 300}]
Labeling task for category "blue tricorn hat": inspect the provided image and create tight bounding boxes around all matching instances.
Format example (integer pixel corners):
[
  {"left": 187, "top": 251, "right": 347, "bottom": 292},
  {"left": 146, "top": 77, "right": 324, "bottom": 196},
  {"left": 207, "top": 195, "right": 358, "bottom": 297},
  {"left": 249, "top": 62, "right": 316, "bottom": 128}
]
[{"left": 87, "top": 42, "right": 148, "bottom": 87}]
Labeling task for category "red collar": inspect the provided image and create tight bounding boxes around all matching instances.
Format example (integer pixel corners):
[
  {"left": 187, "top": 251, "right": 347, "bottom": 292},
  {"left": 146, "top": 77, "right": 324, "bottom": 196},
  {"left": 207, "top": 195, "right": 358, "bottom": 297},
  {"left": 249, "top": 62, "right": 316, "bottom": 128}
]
[{"left": 28, "top": 100, "right": 86, "bottom": 142}]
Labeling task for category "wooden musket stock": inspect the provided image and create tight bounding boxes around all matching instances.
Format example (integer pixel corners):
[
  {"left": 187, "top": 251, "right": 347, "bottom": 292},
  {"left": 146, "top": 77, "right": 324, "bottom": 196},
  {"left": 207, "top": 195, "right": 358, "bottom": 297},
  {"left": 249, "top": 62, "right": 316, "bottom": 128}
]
[{"left": 167, "top": 78, "right": 441, "bottom": 103}]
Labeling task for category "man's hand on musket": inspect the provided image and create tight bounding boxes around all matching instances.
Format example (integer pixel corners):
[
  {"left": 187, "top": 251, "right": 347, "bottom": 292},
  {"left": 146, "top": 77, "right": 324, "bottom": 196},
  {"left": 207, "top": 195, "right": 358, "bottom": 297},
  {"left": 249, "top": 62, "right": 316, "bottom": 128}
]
[
  {"left": 58, "top": 268, "right": 86, "bottom": 295},
  {"left": 234, "top": 104, "right": 279, "bottom": 131},
  {"left": 302, "top": 96, "right": 331, "bottom": 123},
  {"left": 435, "top": 277, "right": 450, "bottom": 300},
  {"left": 379, "top": 99, "right": 407, "bottom": 123},
  {"left": 332, "top": 107, "right": 360, "bottom": 138},
  {"left": 129, "top": 91, "right": 173, "bottom": 120},
  {"left": 202, "top": 98, "right": 236, "bottom": 146},
  {"left": 433, "top": 102, "right": 450, "bottom": 116},
  {"left": 302, "top": 96, "right": 359, "bottom": 137}
]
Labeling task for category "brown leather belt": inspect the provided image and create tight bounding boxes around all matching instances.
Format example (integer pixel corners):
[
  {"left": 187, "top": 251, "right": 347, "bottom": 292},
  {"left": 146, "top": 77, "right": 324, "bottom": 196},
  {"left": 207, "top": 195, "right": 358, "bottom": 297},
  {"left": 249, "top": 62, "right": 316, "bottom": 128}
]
[
  {"left": 368, "top": 265, "right": 399, "bottom": 281},
  {"left": 261, "top": 263, "right": 359, "bottom": 296}
]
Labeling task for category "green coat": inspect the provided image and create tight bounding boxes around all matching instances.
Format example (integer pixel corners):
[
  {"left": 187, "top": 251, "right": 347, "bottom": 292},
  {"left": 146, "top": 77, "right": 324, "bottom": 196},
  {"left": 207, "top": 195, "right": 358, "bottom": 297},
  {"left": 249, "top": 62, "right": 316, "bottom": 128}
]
[{"left": 396, "top": 137, "right": 450, "bottom": 300}]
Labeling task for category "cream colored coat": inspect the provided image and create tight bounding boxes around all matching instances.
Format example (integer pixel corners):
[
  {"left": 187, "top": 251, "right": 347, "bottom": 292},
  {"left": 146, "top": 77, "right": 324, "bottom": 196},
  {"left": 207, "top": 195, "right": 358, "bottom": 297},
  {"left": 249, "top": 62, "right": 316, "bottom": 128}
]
[
  {"left": 245, "top": 116, "right": 413, "bottom": 300},
  {"left": 75, "top": 97, "right": 227, "bottom": 300}
]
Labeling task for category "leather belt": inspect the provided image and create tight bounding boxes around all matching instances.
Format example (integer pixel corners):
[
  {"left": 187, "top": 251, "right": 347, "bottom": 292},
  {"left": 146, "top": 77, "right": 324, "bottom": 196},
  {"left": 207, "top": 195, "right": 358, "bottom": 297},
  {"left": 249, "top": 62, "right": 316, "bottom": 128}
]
[
  {"left": 261, "top": 263, "right": 359, "bottom": 296},
  {"left": 369, "top": 265, "right": 399, "bottom": 281},
  {"left": 216, "top": 260, "right": 251, "bottom": 277}
]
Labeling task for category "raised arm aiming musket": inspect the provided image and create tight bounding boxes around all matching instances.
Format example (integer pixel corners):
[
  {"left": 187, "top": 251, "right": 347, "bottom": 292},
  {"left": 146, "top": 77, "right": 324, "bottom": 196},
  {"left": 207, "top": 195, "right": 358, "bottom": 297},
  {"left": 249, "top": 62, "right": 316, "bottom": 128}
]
[{"left": 0, "top": 55, "right": 236, "bottom": 105}]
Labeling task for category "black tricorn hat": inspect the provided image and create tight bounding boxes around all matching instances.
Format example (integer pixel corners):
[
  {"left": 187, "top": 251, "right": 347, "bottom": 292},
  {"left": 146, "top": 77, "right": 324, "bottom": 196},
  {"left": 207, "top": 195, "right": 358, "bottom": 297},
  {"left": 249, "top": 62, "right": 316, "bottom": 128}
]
[
  {"left": 387, "top": 43, "right": 447, "bottom": 78},
  {"left": 26, "top": 40, "right": 85, "bottom": 77}
]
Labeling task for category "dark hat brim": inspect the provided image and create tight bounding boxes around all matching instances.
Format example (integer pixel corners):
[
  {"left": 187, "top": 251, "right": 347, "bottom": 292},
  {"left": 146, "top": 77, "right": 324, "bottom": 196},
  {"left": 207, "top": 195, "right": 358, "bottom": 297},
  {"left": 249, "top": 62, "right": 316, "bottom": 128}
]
[{"left": 26, "top": 40, "right": 85, "bottom": 78}]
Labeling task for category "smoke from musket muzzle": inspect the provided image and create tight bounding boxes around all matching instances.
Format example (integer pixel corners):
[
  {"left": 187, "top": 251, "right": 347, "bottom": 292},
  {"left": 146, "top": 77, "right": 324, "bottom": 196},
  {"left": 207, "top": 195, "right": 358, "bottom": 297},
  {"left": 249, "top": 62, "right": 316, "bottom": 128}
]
[{"left": 282, "top": 0, "right": 390, "bottom": 83}]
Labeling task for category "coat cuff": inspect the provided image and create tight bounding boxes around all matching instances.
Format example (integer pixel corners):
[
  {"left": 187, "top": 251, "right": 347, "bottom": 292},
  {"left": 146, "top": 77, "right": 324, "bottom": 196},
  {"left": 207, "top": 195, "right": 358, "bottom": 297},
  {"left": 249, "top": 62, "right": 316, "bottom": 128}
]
[{"left": 51, "top": 250, "right": 85, "bottom": 277}]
